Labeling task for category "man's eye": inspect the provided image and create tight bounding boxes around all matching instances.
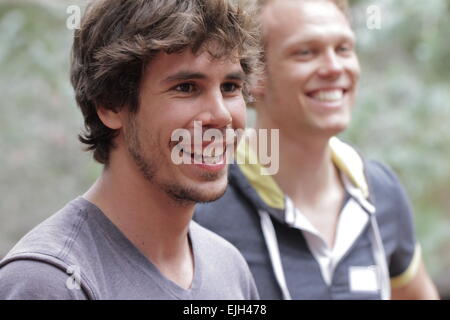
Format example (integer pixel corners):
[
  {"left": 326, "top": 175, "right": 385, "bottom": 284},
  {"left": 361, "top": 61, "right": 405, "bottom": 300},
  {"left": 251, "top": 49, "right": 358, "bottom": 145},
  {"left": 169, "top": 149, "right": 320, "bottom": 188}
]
[
  {"left": 296, "top": 49, "right": 312, "bottom": 56},
  {"left": 174, "top": 83, "right": 196, "bottom": 93},
  {"left": 337, "top": 44, "right": 353, "bottom": 53},
  {"left": 221, "top": 82, "right": 242, "bottom": 93}
]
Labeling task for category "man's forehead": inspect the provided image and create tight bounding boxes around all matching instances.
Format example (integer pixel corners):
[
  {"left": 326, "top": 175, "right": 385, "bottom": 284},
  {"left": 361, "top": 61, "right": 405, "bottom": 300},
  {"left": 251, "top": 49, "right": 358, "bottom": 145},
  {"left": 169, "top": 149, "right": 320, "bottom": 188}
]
[
  {"left": 144, "top": 49, "right": 244, "bottom": 83},
  {"left": 261, "top": 0, "right": 351, "bottom": 39},
  {"left": 153, "top": 47, "right": 237, "bottom": 62}
]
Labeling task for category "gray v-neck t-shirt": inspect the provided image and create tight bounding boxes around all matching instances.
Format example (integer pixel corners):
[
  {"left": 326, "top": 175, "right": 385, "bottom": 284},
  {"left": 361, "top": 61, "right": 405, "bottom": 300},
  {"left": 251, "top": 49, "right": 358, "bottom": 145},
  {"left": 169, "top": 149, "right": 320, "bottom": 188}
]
[{"left": 0, "top": 197, "right": 259, "bottom": 300}]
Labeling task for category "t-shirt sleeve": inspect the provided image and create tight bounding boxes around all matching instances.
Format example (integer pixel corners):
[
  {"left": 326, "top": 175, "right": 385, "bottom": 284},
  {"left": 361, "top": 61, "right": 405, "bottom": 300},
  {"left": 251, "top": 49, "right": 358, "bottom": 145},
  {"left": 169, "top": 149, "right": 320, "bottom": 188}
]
[
  {"left": 366, "top": 160, "right": 420, "bottom": 287},
  {"left": 0, "top": 259, "right": 89, "bottom": 300},
  {"left": 247, "top": 268, "right": 260, "bottom": 300}
]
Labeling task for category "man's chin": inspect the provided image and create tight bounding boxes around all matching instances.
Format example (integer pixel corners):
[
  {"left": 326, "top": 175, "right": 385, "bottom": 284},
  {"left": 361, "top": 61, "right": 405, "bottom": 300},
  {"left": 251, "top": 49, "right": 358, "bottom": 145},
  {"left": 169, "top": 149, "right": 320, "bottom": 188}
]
[
  {"left": 192, "top": 189, "right": 227, "bottom": 204},
  {"left": 163, "top": 176, "right": 228, "bottom": 205},
  {"left": 189, "top": 178, "right": 229, "bottom": 203},
  {"left": 325, "top": 124, "right": 348, "bottom": 137},
  {"left": 316, "top": 117, "right": 351, "bottom": 137}
]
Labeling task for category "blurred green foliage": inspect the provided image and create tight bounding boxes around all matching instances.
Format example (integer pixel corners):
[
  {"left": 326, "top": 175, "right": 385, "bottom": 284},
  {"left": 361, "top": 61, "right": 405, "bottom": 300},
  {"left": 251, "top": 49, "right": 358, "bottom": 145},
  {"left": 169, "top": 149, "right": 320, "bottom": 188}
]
[
  {"left": 0, "top": 0, "right": 449, "bottom": 296},
  {"left": 0, "top": 0, "right": 99, "bottom": 253}
]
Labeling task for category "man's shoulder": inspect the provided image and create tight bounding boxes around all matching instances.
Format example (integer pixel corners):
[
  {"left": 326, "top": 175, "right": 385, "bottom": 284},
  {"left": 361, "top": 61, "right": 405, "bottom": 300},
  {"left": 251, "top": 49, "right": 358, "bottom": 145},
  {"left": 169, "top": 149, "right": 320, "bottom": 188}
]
[
  {"left": 364, "top": 159, "right": 404, "bottom": 190},
  {"left": 1, "top": 197, "right": 94, "bottom": 266},
  {"left": 0, "top": 197, "right": 101, "bottom": 299},
  {"left": 0, "top": 258, "right": 89, "bottom": 299},
  {"left": 362, "top": 158, "right": 415, "bottom": 229},
  {"left": 0, "top": 197, "right": 105, "bottom": 298},
  {"left": 363, "top": 159, "right": 412, "bottom": 206},
  {"left": 0, "top": 197, "right": 118, "bottom": 299}
]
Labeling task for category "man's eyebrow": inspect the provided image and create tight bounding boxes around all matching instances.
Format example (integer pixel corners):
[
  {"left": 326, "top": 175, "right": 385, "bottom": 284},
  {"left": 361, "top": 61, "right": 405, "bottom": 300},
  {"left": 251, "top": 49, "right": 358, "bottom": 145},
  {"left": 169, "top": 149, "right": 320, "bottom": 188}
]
[
  {"left": 225, "top": 71, "right": 246, "bottom": 81},
  {"left": 161, "top": 70, "right": 246, "bottom": 84},
  {"left": 161, "top": 71, "right": 207, "bottom": 84},
  {"left": 284, "top": 33, "right": 356, "bottom": 49}
]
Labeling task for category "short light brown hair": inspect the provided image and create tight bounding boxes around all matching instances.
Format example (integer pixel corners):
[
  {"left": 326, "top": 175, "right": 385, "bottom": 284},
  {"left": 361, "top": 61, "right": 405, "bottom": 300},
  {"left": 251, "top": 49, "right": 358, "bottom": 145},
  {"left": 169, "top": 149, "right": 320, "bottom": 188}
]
[
  {"left": 255, "top": 0, "right": 351, "bottom": 59},
  {"left": 71, "top": 0, "right": 261, "bottom": 165}
]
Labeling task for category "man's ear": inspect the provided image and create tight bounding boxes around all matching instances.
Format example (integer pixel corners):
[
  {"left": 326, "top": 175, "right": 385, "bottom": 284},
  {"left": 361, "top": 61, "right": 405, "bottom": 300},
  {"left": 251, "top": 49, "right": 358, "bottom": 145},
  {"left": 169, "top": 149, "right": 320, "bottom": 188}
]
[{"left": 97, "top": 106, "right": 123, "bottom": 130}]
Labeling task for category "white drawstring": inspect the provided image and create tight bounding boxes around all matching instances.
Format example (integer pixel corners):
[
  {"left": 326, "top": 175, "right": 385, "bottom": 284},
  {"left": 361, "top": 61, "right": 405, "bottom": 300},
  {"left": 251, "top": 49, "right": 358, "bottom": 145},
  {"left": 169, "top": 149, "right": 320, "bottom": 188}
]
[
  {"left": 344, "top": 174, "right": 391, "bottom": 300},
  {"left": 368, "top": 213, "right": 391, "bottom": 300},
  {"left": 258, "top": 210, "right": 292, "bottom": 300}
]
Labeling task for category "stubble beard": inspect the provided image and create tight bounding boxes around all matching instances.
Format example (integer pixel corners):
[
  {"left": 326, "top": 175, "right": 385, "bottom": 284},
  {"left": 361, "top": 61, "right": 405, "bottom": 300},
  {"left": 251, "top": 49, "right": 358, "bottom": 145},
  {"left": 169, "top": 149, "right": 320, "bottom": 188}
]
[{"left": 125, "top": 116, "right": 228, "bottom": 206}]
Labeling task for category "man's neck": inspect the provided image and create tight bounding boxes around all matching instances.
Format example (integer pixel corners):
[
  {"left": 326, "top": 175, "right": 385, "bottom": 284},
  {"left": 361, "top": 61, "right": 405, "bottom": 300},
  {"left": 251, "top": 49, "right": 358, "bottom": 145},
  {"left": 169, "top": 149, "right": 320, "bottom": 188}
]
[
  {"left": 256, "top": 119, "right": 341, "bottom": 200},
  {"left": 83, "top": 152, "right": 195, "bottom": 289},
  {"left": 278, "top": 133, "right": 340, "bottom": 203}
]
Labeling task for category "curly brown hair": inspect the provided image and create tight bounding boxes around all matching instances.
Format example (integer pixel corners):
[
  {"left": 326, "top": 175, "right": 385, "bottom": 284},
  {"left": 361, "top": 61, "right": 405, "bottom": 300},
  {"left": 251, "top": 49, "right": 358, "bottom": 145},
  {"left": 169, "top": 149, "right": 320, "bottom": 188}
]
[
  {"left": 71, "top": 0, "right": 261, "bottom": 165},
  {"left": 256, "top": 0, "right": 349, "bottom": 17}
]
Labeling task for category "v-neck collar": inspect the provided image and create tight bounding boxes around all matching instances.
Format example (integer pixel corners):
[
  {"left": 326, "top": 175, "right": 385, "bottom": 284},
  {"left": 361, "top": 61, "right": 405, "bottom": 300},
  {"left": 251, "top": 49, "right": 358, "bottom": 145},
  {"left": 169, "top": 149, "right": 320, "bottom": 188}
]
[{"left": 76, "top": 197, "right": 203, "bottom": 299}]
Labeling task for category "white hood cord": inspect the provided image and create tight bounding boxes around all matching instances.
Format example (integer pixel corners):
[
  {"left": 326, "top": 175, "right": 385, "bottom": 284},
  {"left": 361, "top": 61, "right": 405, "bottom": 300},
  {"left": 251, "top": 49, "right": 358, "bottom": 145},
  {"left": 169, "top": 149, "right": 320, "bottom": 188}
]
[
  {"left": 259, "top": 210, "right": 292, "bottom": 300},
  {"left": 368, "top": 213, "right": 391, "bottom": 300},
  {"left": 345, "top": 180, "right": 391, "bottom": 300}
]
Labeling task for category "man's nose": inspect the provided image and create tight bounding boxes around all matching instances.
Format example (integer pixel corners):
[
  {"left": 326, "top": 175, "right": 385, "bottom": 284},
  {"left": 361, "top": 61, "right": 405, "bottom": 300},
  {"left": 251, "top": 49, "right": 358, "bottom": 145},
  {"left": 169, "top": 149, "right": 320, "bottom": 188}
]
[
  {"left": 197, "top": 91, "right": 232, "bottom": 129},
  {"left": 318, "top": 49, "right": 344, "bottom": 79}
]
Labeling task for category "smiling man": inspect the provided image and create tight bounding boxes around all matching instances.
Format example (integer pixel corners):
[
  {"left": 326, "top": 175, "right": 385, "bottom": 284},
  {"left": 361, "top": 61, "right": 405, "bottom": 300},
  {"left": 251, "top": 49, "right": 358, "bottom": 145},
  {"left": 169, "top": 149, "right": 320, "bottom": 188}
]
[
  {"left": 195, "top": 0, "right": 439, "bottom": 299},
  {"left": 0, "top": 0, "right": 260, "bottom": 299}
]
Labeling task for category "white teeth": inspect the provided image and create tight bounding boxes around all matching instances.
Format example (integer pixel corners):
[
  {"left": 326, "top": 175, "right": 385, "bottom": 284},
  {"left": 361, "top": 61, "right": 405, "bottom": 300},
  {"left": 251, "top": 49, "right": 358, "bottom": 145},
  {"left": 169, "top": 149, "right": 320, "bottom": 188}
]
[
  {"left": 203, "top": 154, "right": 224, "bottom": 165},
  {"left": 181, "top": 149, "right": 224, "bottom": 164},
  {"left": 312, "top": 90, "right": 344, "bottom": 102}
]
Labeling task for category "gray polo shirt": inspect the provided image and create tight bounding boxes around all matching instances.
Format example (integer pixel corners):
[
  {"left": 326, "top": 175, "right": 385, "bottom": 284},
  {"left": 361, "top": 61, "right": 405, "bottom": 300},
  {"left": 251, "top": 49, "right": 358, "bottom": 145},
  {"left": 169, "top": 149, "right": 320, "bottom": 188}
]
[{"left": 195, "top": 159, "right": 418, "bottom": 300}]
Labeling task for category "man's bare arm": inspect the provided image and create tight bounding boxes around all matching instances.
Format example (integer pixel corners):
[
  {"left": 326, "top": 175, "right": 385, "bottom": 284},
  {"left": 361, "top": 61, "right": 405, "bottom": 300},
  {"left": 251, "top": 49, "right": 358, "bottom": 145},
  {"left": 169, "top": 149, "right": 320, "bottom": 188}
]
[{"left": 391, "top": 259, "right": 440, "bottom": 300}]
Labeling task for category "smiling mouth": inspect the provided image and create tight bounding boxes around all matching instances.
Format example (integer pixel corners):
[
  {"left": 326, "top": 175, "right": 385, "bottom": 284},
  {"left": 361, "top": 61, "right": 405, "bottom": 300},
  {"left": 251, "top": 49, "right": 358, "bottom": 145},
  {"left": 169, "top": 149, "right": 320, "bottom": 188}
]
[
  {"left": 307, "top": 89, "right": 347, "bottom": 102},
  {"left": 179, "top": 145, "right": 227, "bottom": 165}
]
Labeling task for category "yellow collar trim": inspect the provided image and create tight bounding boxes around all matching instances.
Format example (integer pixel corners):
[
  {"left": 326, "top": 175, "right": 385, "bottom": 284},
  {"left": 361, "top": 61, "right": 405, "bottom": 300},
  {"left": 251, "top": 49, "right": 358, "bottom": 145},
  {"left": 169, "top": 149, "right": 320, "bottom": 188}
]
[
  {"left": 236, "top": 134, "right": 285, "bottom": 209},
  {"left": 329, "top": 137, "right": 369, "bottom": 198},
  {"left": 237, "top": 136, "right": 369, "bottom": 210}
]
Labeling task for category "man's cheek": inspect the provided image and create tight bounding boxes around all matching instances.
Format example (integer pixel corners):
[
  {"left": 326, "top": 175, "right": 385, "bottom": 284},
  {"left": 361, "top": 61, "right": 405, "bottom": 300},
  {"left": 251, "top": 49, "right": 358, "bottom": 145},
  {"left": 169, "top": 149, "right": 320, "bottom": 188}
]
[{"left": 229, "top": 102, "right": 247, "bottom": 129}]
